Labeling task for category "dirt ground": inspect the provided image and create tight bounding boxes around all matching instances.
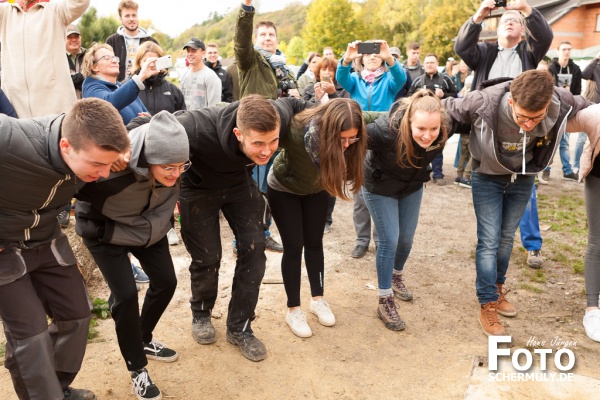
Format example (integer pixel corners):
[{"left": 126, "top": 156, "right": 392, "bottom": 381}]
[{"left": 1, "top": 137, "right": 599, "bottom": 399}]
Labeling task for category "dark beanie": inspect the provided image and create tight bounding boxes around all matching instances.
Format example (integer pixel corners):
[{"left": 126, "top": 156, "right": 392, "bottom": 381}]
[{"left": 144, "top": 111, "right": 189, "bottom": 165}]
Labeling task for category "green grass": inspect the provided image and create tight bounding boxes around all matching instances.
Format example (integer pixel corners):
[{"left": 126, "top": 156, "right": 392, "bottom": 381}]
[
  {"left": 519, "top": 283, "right": 543, "bottom": 293},
  {"left": 88, "top": 298, "right": 111, "bottom": 341},
  {"left": 529, "top": 269, "right": 546, "bottom": 284}
]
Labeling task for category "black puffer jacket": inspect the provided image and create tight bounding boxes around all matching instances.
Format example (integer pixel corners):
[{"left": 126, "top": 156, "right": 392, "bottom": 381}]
[
  {"left": 364, "top": 108, "right": 450, "bottom": 197},
  {"left": 138, "top": 72, "right": 186, "bottom": 115}
]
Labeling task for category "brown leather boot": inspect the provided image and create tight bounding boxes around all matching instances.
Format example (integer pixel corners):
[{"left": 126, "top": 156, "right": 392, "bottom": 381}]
[
  {"left": 479, "top": 302, "right": 506, "bottom": 336},
  {"left": 496, "top": 284, "right": 517, "bottom": 317}
]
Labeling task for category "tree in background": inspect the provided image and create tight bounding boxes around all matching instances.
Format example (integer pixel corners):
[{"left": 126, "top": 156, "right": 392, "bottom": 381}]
[
  {"left": 286, "top": 36, "right": 305, "bottom": 65},
  {"left": 78, "top": 7, "right": 120, "bottom": 48},
  {"left": 301, "top": 0, "right": 363, "bottom": 59}
]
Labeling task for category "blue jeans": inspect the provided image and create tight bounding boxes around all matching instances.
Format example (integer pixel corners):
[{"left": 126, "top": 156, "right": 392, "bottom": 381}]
[
  {"left": 559, "top": 133, "right": 573, "bottom": 175},
  {"left": 362, "top": 186, "right": 423, "bottom": 290},
  {"left": 518, "top": 185, "right": 542, "bottom": 251},
  {"left": 432, "top": 153, "right": 444, "bottom": 179},
  {"left": 573, "top": 132, "right": 587, "bottom": 170},
  {"left": 471, "top": 172, "right": 534, "bottom": 304}
]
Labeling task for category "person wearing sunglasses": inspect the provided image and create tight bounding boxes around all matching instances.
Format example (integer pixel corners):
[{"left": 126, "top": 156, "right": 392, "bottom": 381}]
[
  {"left": 266, "top": 98, "right": 369, "bottom": 338},
  {"left": 362, "top": 90, "right": 451, "bottom": 331},
  {"left": 75, "top": 111, "right": 190, "bottom": 400},
  {"left": 81, "top": 43, "right": 159, "bottom": 124},
  {"left": 443, "top": 70, "right": 590, "bottom": 337}
]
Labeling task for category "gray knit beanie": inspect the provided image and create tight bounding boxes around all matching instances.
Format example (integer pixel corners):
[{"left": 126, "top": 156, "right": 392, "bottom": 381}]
[{"left": 144, "top": 111, "right": 189, "bottom": 165}]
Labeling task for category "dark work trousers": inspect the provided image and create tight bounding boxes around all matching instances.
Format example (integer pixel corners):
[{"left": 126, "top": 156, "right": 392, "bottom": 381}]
[
  {"left": 83, "top": 236, "right": 177, "bottom": 372},
  {"left": 326, "top": 195, "right": 336, "bottom": 226},
  {"left": 179, "top": 181, "right": 267, "bottom": 333},
  {"left": 0, "top": 234, "right": 91, "bottom": 400},
  {"left": 267, "top": 185, "right": 329, "bottom": 308}
]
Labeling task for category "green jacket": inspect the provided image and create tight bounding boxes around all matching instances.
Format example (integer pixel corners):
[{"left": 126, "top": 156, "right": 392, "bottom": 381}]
[
  {"left": 272, "top": 111, "right": 383, "bottom": 195},
  {"left": 234, "top": 6, "right": 295, "bottom": 99}
]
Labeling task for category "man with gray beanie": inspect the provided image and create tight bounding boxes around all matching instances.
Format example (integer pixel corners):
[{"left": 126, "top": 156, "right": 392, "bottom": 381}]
[{"left": 75, "top": 111, "right": 189, "bottom": 399}]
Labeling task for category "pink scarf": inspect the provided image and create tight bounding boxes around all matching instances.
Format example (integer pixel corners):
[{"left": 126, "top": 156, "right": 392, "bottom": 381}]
[{"left": 360, "top": 67, "right": 385, "bottom": 84}]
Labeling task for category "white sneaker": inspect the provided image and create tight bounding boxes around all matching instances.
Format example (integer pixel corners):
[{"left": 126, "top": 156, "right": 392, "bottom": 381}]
[
  {"left": 285, "top": 309, "right": 312, "bottom": 338},
  {"left": 310, "top": 298, "right": 336, "bottom": 327},
  {"left": 583, "top": 309, "right": 600, "bottom": 342},
  {"left": 167, "top": 228, "right": 180, "bottom": 246}
]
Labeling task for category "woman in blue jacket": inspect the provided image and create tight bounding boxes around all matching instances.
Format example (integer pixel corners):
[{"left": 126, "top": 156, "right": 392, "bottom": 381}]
[
  {"left": 75, "top": 111, "right": 190, "bottom": 400},
  {"left": 363, "top": 90, "right": 451, "bottom": 331},
  {"left": 81, "top": 43, "right": 158, "bottom": 124}
]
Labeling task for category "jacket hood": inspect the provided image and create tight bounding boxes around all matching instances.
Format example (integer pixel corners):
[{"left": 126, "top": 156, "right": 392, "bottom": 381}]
[
  {"left": 117, "top": 26, "right": 151, "bottom": 39},
  {"left": 206, "top": 59, "right": 223, "bottom": 70},
  {"left": 46, "top": 114, "right": 74, "bottom": 176}
]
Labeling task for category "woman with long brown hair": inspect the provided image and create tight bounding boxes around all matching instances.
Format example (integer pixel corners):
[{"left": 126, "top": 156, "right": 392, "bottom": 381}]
[
  {"left": 267, "top": 98, "right": 368, "bottom": 338},
  {"left": 363, "top": 89, "right": 451, "bottom": 331}
]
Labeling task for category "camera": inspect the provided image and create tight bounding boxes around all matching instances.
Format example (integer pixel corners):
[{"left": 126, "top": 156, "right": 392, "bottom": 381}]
[
  {"left": 495, "top": 0, "right": 506, "bottom": 7},
  {"left": 278, "top": 79, "right": 296, "bottom": 98}
]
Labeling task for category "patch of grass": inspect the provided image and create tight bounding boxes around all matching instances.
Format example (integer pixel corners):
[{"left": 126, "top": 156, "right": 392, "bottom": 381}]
[
  {"left": 529, "top": 269, "right": 546, "bottom": 284},
  {"left": 88, "top": 297, "right": 111, "bottom": 341},
  {"left": 573, "top": 259, "right": 585, "bottom": 275},
  {"left": 0, "top": 341, "right": 5, "bottom": 359},
  {"left": 519, "top": 283, "right": 543, "bottom": 293}
]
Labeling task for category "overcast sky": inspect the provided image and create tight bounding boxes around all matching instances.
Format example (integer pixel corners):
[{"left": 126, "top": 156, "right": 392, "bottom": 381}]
[{"left": 89, "top": 0, "right": 312, "bottom": 37}]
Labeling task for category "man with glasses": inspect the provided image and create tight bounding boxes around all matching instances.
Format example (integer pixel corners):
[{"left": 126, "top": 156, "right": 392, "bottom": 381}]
[
  {"left": 455, "top": 0, "right": 552, "bottom": 269},
  {"left": 443, "top": 70, "right": 589, "bottom": 336}
]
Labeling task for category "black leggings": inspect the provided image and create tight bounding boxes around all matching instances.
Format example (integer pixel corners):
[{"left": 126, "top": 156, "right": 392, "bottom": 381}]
[{"left": 267, "top": 185, "right": 329, "bottom": 308}]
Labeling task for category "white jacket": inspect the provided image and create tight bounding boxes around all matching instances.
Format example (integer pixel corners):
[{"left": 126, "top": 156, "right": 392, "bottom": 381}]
[
  {"left": 0, "top": 0, "right": 89, "bottom": 118},
  {"left": 566, "top": 104, "right": 600, "bottom": 181}
]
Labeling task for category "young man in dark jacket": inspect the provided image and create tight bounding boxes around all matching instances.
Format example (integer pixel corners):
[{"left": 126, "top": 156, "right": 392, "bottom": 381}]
[
  {"left": 128, "top": 95, "right": 308, "bottom": 362},
  {"left": 0, "top": 98, "right": 130, "bottom": 400},
  {"left": 443, "top": 70, "right": 589, "bottom": 337},
  {"left": 105, "top": 0, "right": 157, "bottom": 82},
  {"left": 205, "top": 42, "right": 234, "bottom": 103}
]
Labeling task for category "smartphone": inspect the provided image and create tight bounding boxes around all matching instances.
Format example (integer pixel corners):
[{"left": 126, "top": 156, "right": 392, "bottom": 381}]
[
  {"left": 154, "top": 55, "right": 172, "bottom": 70},
  {"left": 321, "top": 72, "right": 332, "bottom": 83},
  {"left": 357, "top": 42, "right": 380, "bottom": 55},
  {"left": 495, "top": 0, "right": 506, "bottom": 7}
]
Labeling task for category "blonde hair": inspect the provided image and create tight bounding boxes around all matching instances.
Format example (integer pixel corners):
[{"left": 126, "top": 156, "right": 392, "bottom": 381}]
[
  {"left": 133, "top": 41, "right": 166, "bottom": 74},
  {"left": 81, "top": 43, "right": 114, "bottom": 78}
]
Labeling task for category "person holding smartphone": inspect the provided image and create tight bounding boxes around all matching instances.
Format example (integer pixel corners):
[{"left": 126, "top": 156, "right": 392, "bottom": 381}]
[
  {"left": 336, "top": 40, "right": 407, "bottom": 259},
  {"left": 302, "top": 58, "right": 350, "bottom": 104}
]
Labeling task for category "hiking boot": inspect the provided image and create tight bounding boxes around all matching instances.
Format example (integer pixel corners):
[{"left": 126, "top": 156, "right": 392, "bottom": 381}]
[
  {"left": 377, "top": 295, "right": 406, "bottom": 331},
  {"left": 167, "top": 228, "right": 180, "bottom": 246},
  {"left": 58, "top": 209, "right": 71, "bottom": 228},
  {"left": 130, "top": 368, "right": 161, "bottom": 400},
  {"left": 285, "top": 309, "right": 312, "bottom": 338},
  {"left": 143, "top": 339, "right": 179, "bottom": 362},
  {"left": 538, "top": 172, "right": 549, "bottom": 185},
  {"left": 309, "top": 298, "right": 336, "bottom": 326},
  {"left": 391, "top": 272, "right": 413, "bottom": 301},
  {"left": 459, "top": 178, "right": 472, "bottom": 189},
  {"left": 63, "top": 387, "right": 97, "bottom": 400},
  {"left": 226, "top": 330, "right": 267, "bottom": 362},
  {"left": 351, "top": 245, "right": 368, "bottom": 258},
  {"left": 496, "top": 284, "right": 517, "bottom": 317},
  {"left": 432, "top": 177, "right": 445, "bottom": 186},
  {"left": 132, "top": 264, "right": 149, "bottom": 283},
  {"left": 563, "top": 172, "right": 579, "bottom": 181},
  {"left": 479, "top": 302, "right": 506, "bottom": 336},
  {"left": 527, "top": 250, "right": 543, "bottom": 269},
  {"left": 265, "top": 236, "right": 283, "bottom": 252},
  {"left": 542, "top": 169, "right": 550, "bottom": 182},
  {"left": 192, "top": 316, "right": 216, "bottom": 344}
]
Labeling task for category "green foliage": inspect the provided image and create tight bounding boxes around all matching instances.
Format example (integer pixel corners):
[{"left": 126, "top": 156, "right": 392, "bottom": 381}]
[
  {"left": 286, "top": 36, "right": 306, "bottom": 65},
  {"left": 0, "top": 341, "right": 4, "bottom": 361},
  {"left": 78, "top": 7, "right": 120, "bottom": 48},
  {"left": 88, "top": 318, "right": 99, "bottom": 341},
  {"left": 519, "top": 283, "right": 543, "bottom": 293},
  {"left": 91, "top": 297, "right": 111, "bottom": 320},
  {"left": 301, "top": 0, "right": 363, "bottom": 59}
]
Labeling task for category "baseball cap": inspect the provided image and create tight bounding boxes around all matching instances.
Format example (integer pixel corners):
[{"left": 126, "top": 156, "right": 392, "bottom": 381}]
[
  {"left": 390, "top": 47, "right": 401, "bottom": 58},
  {"left": 66, "top": 24, "right": 80, "bottom": 36},
  {"left": 183, "top": 37, "right": 205, "bottom": 51}
]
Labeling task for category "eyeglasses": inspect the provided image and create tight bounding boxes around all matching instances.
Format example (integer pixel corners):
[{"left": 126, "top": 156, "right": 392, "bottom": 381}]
[
  {"left": 159, "top": 161, "right": 192, "bottom": 174},
  {"left": 512, "top": 106, "right": 547, "bottom": 123},
  {"left": 341, "top": 137, "right": 360, "bottom": 145},
  {"left": 500, "top": 18, "right": 522, "bottom": 26},
  {"left": 94, "top": 55, "right": 120, "bottom": 64}
]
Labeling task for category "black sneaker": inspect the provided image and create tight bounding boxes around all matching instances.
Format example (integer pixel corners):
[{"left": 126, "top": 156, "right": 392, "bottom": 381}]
[
  {"left": 130, "top": 368, "right": 161, "bottom": 400},
  {"left": 265, "top": 236, "right": 283, "bottom": 252},
  {"left": 459, "top": 178, "right": 472, "bottom": 188},
  {"left": 192, "top": 316, "right": 216, "bottom": 344},
  {"left": 63, "top": 387, "right": 97, "bottom": 400},
  {"left": 143, "top": 340, "right": 178, "bottom": 362},
  {"left": 226, "top": 330, "right": 267, "bottom": 362},
  {"left": 58, "top": 209, "right": 70, "bottom": 228},
  {"left": 563, "top": 172, "right": 579, "bottom": 181},
  {"left": 454, "top": 176, "right": 462, "bottom": 185}
]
